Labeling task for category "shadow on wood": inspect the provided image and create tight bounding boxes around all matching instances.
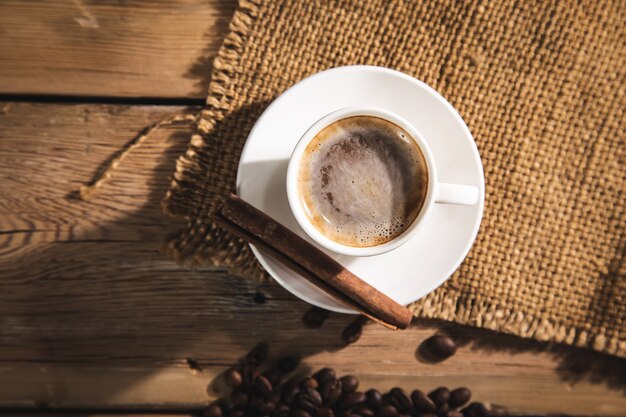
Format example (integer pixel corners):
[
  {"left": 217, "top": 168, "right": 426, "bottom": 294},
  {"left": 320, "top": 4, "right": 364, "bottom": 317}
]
[{"left": 0, "top": 101, "right": 624, "bottom": 415}]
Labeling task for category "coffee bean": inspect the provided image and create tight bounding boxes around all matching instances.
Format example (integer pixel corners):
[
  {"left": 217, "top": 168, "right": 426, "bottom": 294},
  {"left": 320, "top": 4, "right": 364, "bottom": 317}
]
[
  {"left": 449, "top": 388, "right": 471, "bottom": 408},
  {"left": 246, "top": 342, "right": 269, "bottom": 367},
  {"left": 272, "top": 391, "right": 282, "bottom": 403},
  {"left": 308, "top": 387, "right": 323, "bottom": 405},
  {"left": 365, "top": 389, "right": 383, "bottom": 408},
  {"left": 263, "top": 370, "right": 282, "bottom": 387},
  {"left": 375, "top": 404, "right": 398, "bottom": 417},
  {"left": 389, "top": 388, "right": 411, "bottom": 412},
  {"left": 437, "top": 404, "right": 450, "bottom": 416},
  {"left": 278, "top": 356, "right": 300, "bottom": 374},
  {"left": 252, "top": 395, "right": 273, "bottom": 411},
  {"left": 382, "top": 393, "right": 399, "bottom": 409},
  {"left": 202, "top": 404, "right": 222, "bottom": 417},
  {"left": 242, "top": 366, "right": 259, "bottom": 387},
  {"left": 301, "top": 376, "right": 320, "bottom": 390},
  {"left": 282, "top": 381, "right": 301, "bottom": 405},
  {"left": 428, "top": 387, "right": 450, "bottom": 407},
  {"left": 275, "top": 404, "right": 290, "bottom": 417},
  {"left": 313, "top": 368, "right": 337, "bottom": 384},
  {"left": 230, "top": 408, "right": 245, "bottom": 417},
  {"left": 320, "top": 379, "right": 343, "bottom": 406},
  {"left": 317, "top": 407, "right": 335, "bottom": 417},
  {"left": 411, "top": 390, "right": 436, "bottom": 413},
  {"left": 255, "top": 375, "right": 273, "bottom": 397},
  {"left": 340, "top": 375, "right": 359, "bottom": 394},
  {"left": 444, "top": 412, "right": 464, "bottom": 417},
  {"left": 257, "top": 400, "right": 276, "bottom": 414},
  {"left": 419, "top": 414, "right": 437, "bottom": 417},
  {"left": 354, "top": 405, "right": 375, "bottom": 417},
  {"left": 224, "top": 368, "right": 243, "bottom": 388},
  {"left": 342, "top": 322, "right": 362, "bottom": 344},
  {"left": 303, "top": 307, "right": 330, "bottom": 328},
  {"left": 297, "top": 387, "right": 323, "bottom": 412},
  {"left": 338, "top": 392, "right": 366, "bottom": 410},
  {"left": 423, "top": 336, "right": 457, "bottom": 360},
  {"left": 230, "top": 387, "right": 249, "bottom": 408},
  {"left": 249, "top": 394, "right": 264, "bottom": 409},
  {"left": 293, "top": 410, "right": 313, "bottom": 417},
  {"left": 461, "top": 403, "right": 490, "bottom": 417}
]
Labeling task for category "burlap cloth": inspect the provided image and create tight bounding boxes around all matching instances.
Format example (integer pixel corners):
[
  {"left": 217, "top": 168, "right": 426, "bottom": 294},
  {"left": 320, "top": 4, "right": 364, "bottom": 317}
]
[{"left": 163, "top": 0, "right": 626, "bottom": 357}]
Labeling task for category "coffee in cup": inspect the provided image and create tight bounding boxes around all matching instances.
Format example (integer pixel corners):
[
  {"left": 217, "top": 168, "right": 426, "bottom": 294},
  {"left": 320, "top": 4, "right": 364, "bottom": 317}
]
[{"left": 296, "top": 116, "right": 428, "bottom": 247}]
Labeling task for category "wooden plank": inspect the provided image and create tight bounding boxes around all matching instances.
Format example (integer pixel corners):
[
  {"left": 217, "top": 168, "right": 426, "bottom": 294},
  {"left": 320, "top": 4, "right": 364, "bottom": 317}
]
[
  {"left": 0, "top": 103, "right": 625, "bottom": 415},
  {"left": 0, "top": 0, "right": 235, "bottom": 98}
]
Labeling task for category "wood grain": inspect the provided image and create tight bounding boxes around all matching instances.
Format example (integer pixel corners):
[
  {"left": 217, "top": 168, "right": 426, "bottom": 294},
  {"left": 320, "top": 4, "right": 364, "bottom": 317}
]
[
  {"left": 0, "top": 0, "right": 234, "bottom": 98},
  {"left": 0, "top": 103, "right": 625, "bottom": 415}
]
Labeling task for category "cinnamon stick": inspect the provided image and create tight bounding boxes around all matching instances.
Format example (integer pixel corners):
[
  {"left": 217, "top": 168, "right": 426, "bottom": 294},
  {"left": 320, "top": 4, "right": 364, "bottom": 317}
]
[{"left": 214, "top": 194, "right": 413, "bottom": 330}]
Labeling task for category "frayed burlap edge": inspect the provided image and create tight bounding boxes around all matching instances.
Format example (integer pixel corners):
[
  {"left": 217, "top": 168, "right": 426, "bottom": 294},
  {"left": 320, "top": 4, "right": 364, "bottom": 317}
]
[
  {"left": 162, "top": 0, "right": 625, "bottom": 357},
  {"left": 411, "top": 291, "right": 625, "bottom": 357},
  {"left": 162, "top": 0, "right": 269, "bottom": 282}
]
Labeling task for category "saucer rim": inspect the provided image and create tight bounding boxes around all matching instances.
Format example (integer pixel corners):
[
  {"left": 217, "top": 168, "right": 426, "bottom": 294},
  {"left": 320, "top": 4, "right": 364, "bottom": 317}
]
[{"left": 236, "top": 65, "right": 485, "bottom": 313}]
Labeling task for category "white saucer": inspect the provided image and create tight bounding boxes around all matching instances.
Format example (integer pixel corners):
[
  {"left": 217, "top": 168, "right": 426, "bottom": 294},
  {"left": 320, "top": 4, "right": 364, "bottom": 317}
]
[{"left": 236, "top": 66, "right": 484, "bottom": 313}]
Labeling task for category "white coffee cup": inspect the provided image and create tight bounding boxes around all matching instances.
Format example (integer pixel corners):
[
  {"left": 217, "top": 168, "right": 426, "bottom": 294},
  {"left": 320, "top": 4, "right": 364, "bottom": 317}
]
[{"left": 286, "top": 107, "right": 479, "bottom": 257}]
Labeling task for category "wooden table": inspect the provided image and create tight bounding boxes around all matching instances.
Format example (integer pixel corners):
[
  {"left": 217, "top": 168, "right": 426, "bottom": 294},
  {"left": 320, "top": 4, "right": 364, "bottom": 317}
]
[{"left": 0, "top": 1, "right": 624, "bottom": 416}]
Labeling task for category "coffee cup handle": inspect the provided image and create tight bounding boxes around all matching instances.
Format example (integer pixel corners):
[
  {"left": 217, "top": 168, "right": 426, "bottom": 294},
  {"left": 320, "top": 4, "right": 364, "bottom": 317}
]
[{"left": 435, "top": 182, "right": 480, "bottom": 205}]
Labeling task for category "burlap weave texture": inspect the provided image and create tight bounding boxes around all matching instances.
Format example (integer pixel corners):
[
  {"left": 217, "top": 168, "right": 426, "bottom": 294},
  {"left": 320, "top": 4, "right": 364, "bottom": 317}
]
[{"left": 164, "top": 0, "right": 626, "bottom": 356}]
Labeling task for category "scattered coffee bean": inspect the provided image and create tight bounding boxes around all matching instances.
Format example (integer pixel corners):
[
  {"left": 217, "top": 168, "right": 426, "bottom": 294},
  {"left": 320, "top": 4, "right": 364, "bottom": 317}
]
[
  {"left": 320, "top": 379, "right": 343, "bottom": 406},
  {"left": 278, "top": 355, "right": 300, "bottom": 374},
  {"left": 411, "top": 390, "right": 436, "bottom": 413},
  {"left": 423, "top": 335, "right": 457, "bottom": 360},
  {"left": 338, "top": 391, "right": 366, "bottom": 410},
  {"left": 281, "top": 380, "right": 301, "bottom": 405},
  {"left": 301, "top": 376, "right": 320, "bottom": 390},
  {"left": 257, "top": 400, "right": 276, "bottom": 414},
  {"left": 303, "top": 307, "right": 330, "bottom": 328},
  {"left": 340, "top": 375, "right": 359, "bottom": 394},
  {"left": 449, "top": 388, "right": 471, "bottom": 408},
  {"left": 437, "top": 404, "right": 450, "bottom": 416},
  {"left": 382, "top": 393, "right": 399, "bottom": 409},
  {"left": 342, "top": 322, "right": 363, "bottom": 345},
  {"left": 314, "top": 367, "right": 337, "bottom": 384},
  {"left": 250, "top": 394, "right": 265, "bottom": 410},
  {"left": 254, "top": 374, "right": 273, "bottom": 397},
  {"left": 389, "top": 388, "right": 412, "bottom": 412},
  {"left": 298, "top": 387, "right": 323, "bottom": 412},
  {"left": 242, "top": 366, "right": 259, "bottom": 387},
  {"left": 224, "top": 368, "right": 242, "bottom": 388},
  {"left": 354, "top": 405, "right": 375, "bottom": 417},
  {"left": 262, "top": 370, "right": 282, "bottom": 387},
  {"left": 230, "top": 387, "right": 249, "bottom": 408},
  {"left": 230, "top": 408, "right": 245, "bottom": 417},
  {"left": 462, "top": 403, "right": 490, "bottom": 417},
  {"left": 207, "top": 343, "right": 488, "bottom": 417},
  {"left": 317, "top": 407, "right": 335, "bottom": 417},
  {"left": 366, "top": 389, "right": 383, "bottom": 408},
  {"left": 202, "top": 404, "right": 222, "bottom": 417},
  {"left": 275, "top": 403, "right": 290, "bottom": 417},
  {"left": 428, "top": 387, "right": 450, "bottom": 407},
  {"left": 375, "top": 404, "right": 398, "bottom": 417},
  {"left": 293, "top": 410, "right": 313, "bottom": 417}
]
